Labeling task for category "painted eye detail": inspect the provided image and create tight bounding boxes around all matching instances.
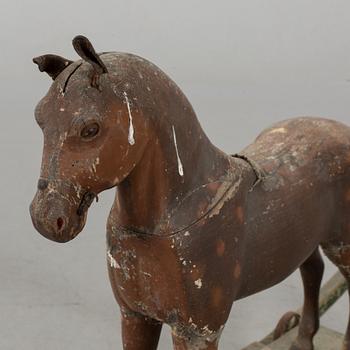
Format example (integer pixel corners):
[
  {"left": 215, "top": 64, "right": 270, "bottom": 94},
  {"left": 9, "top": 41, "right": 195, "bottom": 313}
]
[{"left": 80, "top": 122, "right": 100, "bottom": 139}]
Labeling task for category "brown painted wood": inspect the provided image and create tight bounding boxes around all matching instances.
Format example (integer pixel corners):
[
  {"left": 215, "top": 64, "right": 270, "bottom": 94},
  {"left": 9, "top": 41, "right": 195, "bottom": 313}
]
[
  {"left": 244, "top": 327, "right": 343, "bottom": 350},
  {"left": 258, "top": 271, "right": 347, "bottom": 345},
  {"left": 265, "top": 327, "right": 342, "bottom": 350},
  {"left": 241, "top": 342, "right": 265, "bottom": 350},
  {"left": 30, "top": 35, "right": 350, "bottom": 350}
]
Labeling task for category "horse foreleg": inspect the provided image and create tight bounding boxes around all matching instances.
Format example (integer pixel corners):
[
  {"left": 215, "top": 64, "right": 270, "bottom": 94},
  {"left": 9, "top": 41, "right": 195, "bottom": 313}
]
[
  {"left": 290, "top": 248, "right": 324, "bottom": 350},
  {"left": 171, "top": 332, "right": 220, "bottom": 350},
  {"left": 121, "top": 309, "right": 162, "bottom": 350}
]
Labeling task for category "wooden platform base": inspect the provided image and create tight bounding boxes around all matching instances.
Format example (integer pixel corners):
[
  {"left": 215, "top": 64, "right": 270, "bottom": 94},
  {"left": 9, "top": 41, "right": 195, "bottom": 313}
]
[{"left": 242, "top": 327, "right": 343, "bottom": 350}]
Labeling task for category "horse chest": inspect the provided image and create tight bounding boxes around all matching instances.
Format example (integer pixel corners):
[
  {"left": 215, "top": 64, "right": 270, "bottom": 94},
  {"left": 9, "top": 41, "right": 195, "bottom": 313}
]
[
  {"left": 106, "top": 202, "right": 245, "bottom": 327},
  {"left": 106, "top": 228, "right": 186, "bottom": 320}
]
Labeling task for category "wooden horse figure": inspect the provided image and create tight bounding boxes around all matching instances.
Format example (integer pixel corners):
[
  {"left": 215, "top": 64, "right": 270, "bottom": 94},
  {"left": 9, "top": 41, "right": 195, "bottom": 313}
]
[{"left": 30, "top": 36, "right": 350, "bottom": 350}]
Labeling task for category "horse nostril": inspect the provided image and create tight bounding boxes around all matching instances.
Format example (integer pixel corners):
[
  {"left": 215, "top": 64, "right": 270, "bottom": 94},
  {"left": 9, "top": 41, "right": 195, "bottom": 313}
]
[
  {"left": 57, "top": 217, "right": 65, "bottom": 231},
  {"left": 38, "top": 178, "right": 49, "bottom": 190}
]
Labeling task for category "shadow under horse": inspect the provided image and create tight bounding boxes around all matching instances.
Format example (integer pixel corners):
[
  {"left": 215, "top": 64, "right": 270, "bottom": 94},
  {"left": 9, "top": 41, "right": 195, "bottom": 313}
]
[{"left": 30, "top": 36, "right": 350, "bottom": 350}]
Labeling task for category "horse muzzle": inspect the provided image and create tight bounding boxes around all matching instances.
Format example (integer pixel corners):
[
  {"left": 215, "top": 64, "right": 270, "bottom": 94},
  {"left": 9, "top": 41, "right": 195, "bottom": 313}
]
[{"left": 29, "top": 178, "right": 91, "bottom": 243}]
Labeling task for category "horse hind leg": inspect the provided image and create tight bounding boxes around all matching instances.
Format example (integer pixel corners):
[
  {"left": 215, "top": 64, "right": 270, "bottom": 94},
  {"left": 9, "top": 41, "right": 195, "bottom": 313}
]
[
  {"left": 322, "top": 241, "right": 350, "bottom": 350},
  {"left": 289, "top": 248, "right": 325, "bottom": 350}
]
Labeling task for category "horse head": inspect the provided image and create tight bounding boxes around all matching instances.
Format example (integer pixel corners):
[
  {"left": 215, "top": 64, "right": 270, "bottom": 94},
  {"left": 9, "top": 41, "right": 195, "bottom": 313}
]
[{"left": 30, "top": 36, "right": 150, "bottom": 242}]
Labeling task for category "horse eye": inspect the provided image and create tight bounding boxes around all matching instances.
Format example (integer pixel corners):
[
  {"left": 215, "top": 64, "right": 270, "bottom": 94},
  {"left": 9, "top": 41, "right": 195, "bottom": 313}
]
[{"left": 80, "top": 123, "right": 100, "bottom": 139}]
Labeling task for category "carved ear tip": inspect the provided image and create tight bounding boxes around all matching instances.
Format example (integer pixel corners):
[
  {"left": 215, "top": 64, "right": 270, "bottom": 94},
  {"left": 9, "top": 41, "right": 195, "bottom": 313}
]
[
  {"left": 32, "top": 54, "right": 73, "bottom": 79},
  {"left": 73, "top": 34, "right": 88, "bottom": 41},
  {"left": 72, "top": 35, "right": 90, "bottom": 47},
  {"left": 33, "top": 56, "right": 44, "bottom": 70},
  {"left": 71, "top": 35, "right": 108, "bottom": 79}
]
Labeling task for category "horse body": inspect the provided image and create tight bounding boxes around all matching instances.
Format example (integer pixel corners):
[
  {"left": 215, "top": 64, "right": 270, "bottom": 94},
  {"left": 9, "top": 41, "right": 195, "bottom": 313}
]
[
  {"left": 30, "top": 36, "right": 350, "bottom": 350},
  {"left": 106, "top": 116, "right": 350, "bottom": 342},
  {"left": 240, "top": 117, "right": 350, "bottom": 298},
  {"left": 106, "top": 156, "right": 254, "bottom": 339}
]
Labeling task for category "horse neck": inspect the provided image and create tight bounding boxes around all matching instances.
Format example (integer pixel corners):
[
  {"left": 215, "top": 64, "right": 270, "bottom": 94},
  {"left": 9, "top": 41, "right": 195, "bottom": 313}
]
[{"left": 114, "top": 108, "right": 233, "bottom": 234}]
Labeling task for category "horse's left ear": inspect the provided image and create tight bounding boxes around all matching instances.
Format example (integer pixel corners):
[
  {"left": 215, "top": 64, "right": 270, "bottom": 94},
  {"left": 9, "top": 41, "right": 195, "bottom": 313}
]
[
  {"left": 72, "top": 35, "right": 108, "bottom": 89},
  {"left": 33, "top": 54, "right": 73, "bottom": 80}
]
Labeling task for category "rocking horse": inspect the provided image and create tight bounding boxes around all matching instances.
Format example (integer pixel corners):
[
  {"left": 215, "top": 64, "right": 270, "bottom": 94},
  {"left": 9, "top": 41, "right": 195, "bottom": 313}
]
[{"left": 30, "top": 35, "right": 350, "bottom": 350}]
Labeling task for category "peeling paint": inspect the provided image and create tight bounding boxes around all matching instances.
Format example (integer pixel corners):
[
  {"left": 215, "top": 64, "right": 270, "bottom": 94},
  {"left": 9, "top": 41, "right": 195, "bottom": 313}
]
[
  {"left": 194, "top": 278, "right": 202, "bottom": 288},
  {"left": 90, "top": 157, "right": 100, "bottom": 174},
  {"left": 269, "top": 127, "right": 287, "bottom": 134},
  {"left": 73, "top": 183, "right": 82, "bottom": 199},
  {"left": 208, "top": 177, "right": 242, "bottom": 218},
  {"left": 107, "top": 249, "right": 119, "bottom": 269}
]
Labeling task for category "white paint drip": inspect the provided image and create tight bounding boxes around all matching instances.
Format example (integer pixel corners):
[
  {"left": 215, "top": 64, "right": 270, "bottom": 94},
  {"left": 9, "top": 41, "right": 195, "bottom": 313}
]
[
  {"left": 123, "top": 91, "right": 135, "bottom": 145},
  {"left": 107, "top": 249, "right": 119, "bottom": 269},
  {"left": 172, "top": 125, "right": 184, "bottom": 177}
]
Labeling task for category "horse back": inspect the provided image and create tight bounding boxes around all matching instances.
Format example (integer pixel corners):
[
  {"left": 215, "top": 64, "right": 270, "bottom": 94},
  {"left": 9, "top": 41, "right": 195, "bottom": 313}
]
[{"left": 236, "top": 117, "right": 350, "bottom": 298}]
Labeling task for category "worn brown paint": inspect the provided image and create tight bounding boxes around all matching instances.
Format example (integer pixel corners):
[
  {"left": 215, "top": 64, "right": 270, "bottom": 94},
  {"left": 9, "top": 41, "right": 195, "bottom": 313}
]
[
  {"left": 212, "top": 286, "right": 224, "bottom": 308},
  {"left": 30, "top": 36, "right": 350, "bottom": 350},
  {"left": 345, "top": 188, "right": 350, "bottom": 202},
  {"left": 235, "top": 206, "right": 244, "bottom": 225},
  {"left": 216, "top": 239, "right": 226, "bottom": 257},
  {"left": 234, "top": 263, "right": 241, "bottom": 280}
]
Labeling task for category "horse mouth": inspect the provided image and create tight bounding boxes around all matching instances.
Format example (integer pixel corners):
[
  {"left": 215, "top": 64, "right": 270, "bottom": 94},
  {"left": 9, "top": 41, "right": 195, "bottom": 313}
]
[{"left": 30, "top": 183, "right": 96, "bottom": 243}]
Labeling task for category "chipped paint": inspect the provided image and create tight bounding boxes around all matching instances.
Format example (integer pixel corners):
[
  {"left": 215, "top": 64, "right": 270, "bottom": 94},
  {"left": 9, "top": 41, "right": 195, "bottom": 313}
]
[
  {"left": 171, "top": 319, "right": 223, "bottom": 349},
  {"left": 107, "top": 249, "right": 119, "bottom": 269},
  {"left": 73, "top": 183, "right": 82, "bottom": 199},
  {"left": 194, "top": 278, "right": 202, "bottom": 288},
  {"left": 172, "top": 125, "right": 184, "bottom": 177},
  {"left": 269, "top": 127, "right": 287, "bottom": 134},
  {"left": 123, "top": 91, "right": 135, "bottom": 145},
  {"left": 90, "top": 157, "right": 100, "bottom": 174}
]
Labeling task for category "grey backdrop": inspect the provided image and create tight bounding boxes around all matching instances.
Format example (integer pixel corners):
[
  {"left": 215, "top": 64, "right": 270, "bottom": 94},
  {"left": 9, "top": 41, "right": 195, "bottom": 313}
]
[{"left": 1, "top": 1, "right": 349, "bottom": 349}]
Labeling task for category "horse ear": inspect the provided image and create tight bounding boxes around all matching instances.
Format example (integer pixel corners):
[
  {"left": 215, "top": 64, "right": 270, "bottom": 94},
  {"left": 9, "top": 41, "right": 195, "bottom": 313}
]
[
  {"left": 72, "top": 35, "right": 108, "bottom": 87},
  {"left": 33, "top": 54, "right": 73, "bottom": 80}
]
